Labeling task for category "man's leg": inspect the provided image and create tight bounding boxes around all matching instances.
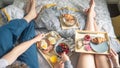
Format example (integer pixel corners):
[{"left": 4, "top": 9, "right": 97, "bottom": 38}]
[
  {"left": 0, "top": 0, "right": 37, "bottom": 58},
  {"left": 0, "top": 19, "right": 29, "bottom": 58},
  {"left": 17, "top": 21, "right": 39, "bottom": 68},
  {"left": 0, "top": 27, "right": 13, "bottom": 58},
  {"left": 4, "top": 19, "right": 29, "bottom": 44}
]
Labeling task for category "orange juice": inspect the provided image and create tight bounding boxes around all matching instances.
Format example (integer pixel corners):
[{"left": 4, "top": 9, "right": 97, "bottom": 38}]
[{"left": 50, "top": 55, "right": 58, "bottom": 64}]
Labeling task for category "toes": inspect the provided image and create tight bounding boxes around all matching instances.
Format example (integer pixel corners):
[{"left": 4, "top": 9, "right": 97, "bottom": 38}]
[
  {"left": 25, "top": 1, "right": 31, "bottom": 14},
  {"left": 84, "top": 8, "right": 90, "bottom": 15},
  {"left": 89, "top": 0, "right": 95, "bottom": 8}
]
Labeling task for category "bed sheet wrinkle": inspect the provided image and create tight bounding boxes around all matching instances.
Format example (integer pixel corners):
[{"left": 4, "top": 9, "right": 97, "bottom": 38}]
[
  {"left": 11, "top": 0, "right": 116, "bottom": 38},
  {"left": 1, "top": 0, "right": 119, "bottom": 50}
]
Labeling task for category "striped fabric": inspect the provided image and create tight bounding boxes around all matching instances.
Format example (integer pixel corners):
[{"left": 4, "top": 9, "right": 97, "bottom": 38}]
[
  {"left": 112, "top": 15, "right": 120, "bottom": 38},
  {"left": 0, "top": 9, "right": 8, "bottom": 26}
]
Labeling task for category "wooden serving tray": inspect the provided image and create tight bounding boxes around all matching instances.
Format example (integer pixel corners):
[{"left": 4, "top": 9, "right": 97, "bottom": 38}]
[
  {"left": 37, "top": 31, "right": 61, "bottom": 68},
  {"left": 75, "top": 30, "right": 110, "bottom": 54}
]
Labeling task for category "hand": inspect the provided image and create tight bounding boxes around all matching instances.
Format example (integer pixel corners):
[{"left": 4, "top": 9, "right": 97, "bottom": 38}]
[
  {"left": 54, "top": 61, "right": 64, "bottom": 68},
  {"left": 108, "top": 49, "right": 119, "bottom": 67},
  {"left": 61, "top": 52, "right": 70, "bottom": 62},
  {"left": 34, "top": 34, "right": 45, "bottom": 42}
]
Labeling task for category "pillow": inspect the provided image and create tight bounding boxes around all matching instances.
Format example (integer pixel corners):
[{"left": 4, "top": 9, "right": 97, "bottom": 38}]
[
  {"left": 0, "top": 10, "right": 8, "bottom": 26},
  {"left": 1, "top": 5, "right": 24, "bottom": 21}
]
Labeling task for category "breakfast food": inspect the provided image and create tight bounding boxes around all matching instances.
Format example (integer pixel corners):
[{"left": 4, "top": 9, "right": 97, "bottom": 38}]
[
  {"left": 37, "top": 42, "right": 41, "bottom": 49},
  {"left": 37, "top": 31, "right": 62, "bottom": 68},
  {"left": 91, "top": 37, "right": 106, "bottom": 44},
  {"left": 50, "top": 55, "right": 58, "bottom": 64},
  {"left": 42, "top": 45, "right": 53, "bottom": 54},
  {"left": 56, "top": 43, "right": 69, "bottom": 55},
  {"left": 62, "top": 14, "right": 76, "bottom": 26},
  {"left": 40, "top": 40, "right": 48, "bottom": 49},
  {"left": 63, "top": 14, "right": 75, "bottom": 22},
  {"left": 84, "top": 35, "right": 91, "bottom": 41},
  {"left": 77, "top": 40, "right": 82, "bottom": 49},
  {"left": 84, "top": 44, "right": 92, "bottom": 51},
  {"left": 48, "top": 37, "right": 56, "bottom": 45}
]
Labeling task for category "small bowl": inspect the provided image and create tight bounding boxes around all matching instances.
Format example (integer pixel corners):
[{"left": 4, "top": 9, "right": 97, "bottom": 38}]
[{"left": 54, "top": 42, "right": 70, "bottom": 56}]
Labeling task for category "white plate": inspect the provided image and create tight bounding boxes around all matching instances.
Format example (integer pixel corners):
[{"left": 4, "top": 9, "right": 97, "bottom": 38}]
[{"left": 90, "top": 42, "right": 108, "bottom": 53}]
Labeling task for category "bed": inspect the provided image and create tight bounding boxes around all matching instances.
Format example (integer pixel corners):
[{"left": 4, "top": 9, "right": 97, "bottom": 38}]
[{"left": 0, "top": 0, "right": 120, "bottom": 68}]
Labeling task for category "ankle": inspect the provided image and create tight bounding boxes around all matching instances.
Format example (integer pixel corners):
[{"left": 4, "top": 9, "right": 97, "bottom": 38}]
[{"left": 24, "top": 15, "right": 33, "bottom": 23}]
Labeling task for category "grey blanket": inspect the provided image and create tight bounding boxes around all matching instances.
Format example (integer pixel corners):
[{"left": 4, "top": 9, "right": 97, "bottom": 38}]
[
  {"left": 1, "top": 0, "right": 120, "bottom": 52},
  {"left": 0, "top": 0, "right": 120, "bottom": 68}
]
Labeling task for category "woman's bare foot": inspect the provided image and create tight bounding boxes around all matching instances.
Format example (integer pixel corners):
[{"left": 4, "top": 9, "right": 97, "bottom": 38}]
[
  {"left": 84, "top": 0, "right": 96, "bottom": 31},
  {"left": 84, "top": 0, "right": 96, "bottom": 17},
  {"left": 87, "top": 0, "right": 99, "bottom": 31},
  {"left": 24, "top": 0, "right": 37, "bottom": 23},
  {"left": 85, "top": 0, "right": 96, "bottom": 18},
  {"left": 90, "top": 0, "right": 95, "bottom": 9},
  {"left": 29, "top": 0, "right": 37, "bottom": 19}
]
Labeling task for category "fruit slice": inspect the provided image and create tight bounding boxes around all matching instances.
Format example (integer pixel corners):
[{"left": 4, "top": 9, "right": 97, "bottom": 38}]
[
  {"left": 41, "top": 40, "right": 48, "bottom": 49},
  {"left": 48, "top": 37, "right": 56, "bottom": 45}
]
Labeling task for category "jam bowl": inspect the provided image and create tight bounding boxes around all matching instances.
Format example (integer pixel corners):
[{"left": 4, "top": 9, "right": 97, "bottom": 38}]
[{"left": 54, "top": 42, "right": 70, "bottom": 56}]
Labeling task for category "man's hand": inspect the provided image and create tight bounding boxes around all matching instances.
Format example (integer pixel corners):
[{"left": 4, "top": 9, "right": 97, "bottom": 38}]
[{"left": 34, "top": 34, "right": 45, "bottom": 42}]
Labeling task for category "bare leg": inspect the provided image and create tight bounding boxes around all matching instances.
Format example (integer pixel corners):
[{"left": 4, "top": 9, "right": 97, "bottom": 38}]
[
  {"left": 84, "top": 8, "right": 99, "bottom": 31},
  {"left": 24, "top": 0, "right": 37, "bottom": 23},
  {"left": 77, "top": 0, "right": 111, "bottom": 68},
  {"left": 24, "top": 0, "right": 31, "bottom": 14},
  {"left": 95, "top": 55, "right": 111, "bottom": 68},
  {"left": 81, "top": 0, "right": 111, "bottom": 68},
  {"left": 94, "top": 20, "right": 99, "bottom": 31},
  {"left": 77, "top": 53, "right": 95, "bottom": 68},
  {"left": 77, "top": 0, "right": 96, "bottom": 68},
  {"left": 85, "top": 0, "right": 96, "bottom": 31}
]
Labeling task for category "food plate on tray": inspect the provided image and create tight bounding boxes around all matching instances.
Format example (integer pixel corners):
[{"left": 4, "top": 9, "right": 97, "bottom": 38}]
[
  {"left": 37, "top": 31, "right": 70, "bottom": 68},
  {"left": 75, "top": 30, "right": 110, "bottom": 54},
  {"left": 59, "top": 14, "right": 80, "bottom": 29}
]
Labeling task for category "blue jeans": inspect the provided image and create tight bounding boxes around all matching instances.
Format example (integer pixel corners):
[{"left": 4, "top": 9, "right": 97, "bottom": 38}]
[{"left": 0, "top": 19, "right": 39, "bottom": 68}]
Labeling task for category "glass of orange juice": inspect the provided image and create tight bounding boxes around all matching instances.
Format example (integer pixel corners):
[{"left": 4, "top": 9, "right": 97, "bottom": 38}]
[{"left": 49, "top": 55, "right": 58, "bottom": 64}]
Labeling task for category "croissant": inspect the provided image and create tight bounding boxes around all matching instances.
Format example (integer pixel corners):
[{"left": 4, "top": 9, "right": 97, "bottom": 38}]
[
  {"left": 63, "top": 14, "right": 74, "bottom": 21},
  {"left": 91, "top": 37, "right": 106, "bottom": 44}
]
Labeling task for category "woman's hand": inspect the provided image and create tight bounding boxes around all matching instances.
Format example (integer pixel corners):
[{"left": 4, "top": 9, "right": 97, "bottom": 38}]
[
  {"left": 54, "top": 61, "right": 64, "bottom": 68},
  {"left": 61, "top": 52, "right": 70, "bottom": 62},
  {"left": 108, "top": 49, "right": 119, "bottom": 67}
]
